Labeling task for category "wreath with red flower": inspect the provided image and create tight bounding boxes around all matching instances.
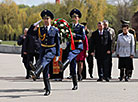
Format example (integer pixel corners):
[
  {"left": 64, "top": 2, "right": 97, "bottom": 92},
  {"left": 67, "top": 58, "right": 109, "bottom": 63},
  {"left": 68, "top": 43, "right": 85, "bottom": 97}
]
[{"left": 52, "top": 18, "right": 75, "bottom": 50}]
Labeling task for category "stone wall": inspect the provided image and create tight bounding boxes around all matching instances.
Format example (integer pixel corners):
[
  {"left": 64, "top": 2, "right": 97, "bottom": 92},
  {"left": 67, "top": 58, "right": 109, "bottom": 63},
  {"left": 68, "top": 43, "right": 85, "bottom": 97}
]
[
  {"left": 1, "top": 44, "right": 138, "bottom": 58},
  {"left": 0, "top": 44, "right": 21, "bottom": 54}
]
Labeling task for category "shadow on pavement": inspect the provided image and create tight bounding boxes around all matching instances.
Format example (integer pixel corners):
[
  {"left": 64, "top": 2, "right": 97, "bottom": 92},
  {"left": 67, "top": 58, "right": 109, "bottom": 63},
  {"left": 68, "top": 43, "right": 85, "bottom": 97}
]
[
  {"left": 0, "top": 88, "right": 72, "bottom": 98},
  {"left": 0, "top": 76, "right": 138, "bottom": 83},
  {"left": 0, "top": 88, "right": 44, "bottom": 98}
]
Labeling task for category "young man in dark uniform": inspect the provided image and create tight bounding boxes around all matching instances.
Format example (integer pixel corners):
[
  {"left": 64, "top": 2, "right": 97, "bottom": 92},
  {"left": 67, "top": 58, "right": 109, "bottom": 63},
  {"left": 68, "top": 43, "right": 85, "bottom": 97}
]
[
  {"left": 59, "top": 8, "right": 85, "bottom": 90},
  {"left": 28, "top": 9, "right": 60, "bottom": 96}
]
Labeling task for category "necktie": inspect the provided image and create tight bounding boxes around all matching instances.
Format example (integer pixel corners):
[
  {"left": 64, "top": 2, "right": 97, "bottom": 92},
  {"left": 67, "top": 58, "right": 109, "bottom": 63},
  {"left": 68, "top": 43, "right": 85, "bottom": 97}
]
[{"left": 100, "top": 31, "right": 103, "bottom": 44}]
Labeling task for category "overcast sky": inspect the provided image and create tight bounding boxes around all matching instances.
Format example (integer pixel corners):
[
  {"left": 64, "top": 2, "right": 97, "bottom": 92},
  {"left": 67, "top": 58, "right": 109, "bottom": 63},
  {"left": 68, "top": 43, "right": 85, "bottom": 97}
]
[{"left": 0, "top": 0, "right": 56, "bottom": 6}]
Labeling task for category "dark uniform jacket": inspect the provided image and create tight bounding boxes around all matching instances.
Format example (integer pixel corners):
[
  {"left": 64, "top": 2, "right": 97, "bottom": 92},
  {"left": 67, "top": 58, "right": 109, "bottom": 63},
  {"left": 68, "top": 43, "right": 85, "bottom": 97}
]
[
  {"left": 90, "top": 29, "right": 111, "bottom": 59},
  {"left": 27, "top": 25, "right": 60, "bottom": 56},
  {"left": 72, "top": 23, "right": 85, "bottom": 50}
]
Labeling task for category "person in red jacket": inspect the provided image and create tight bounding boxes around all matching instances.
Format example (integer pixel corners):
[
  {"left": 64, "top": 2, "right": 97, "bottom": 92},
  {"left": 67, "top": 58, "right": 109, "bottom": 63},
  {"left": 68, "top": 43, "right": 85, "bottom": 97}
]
[{"left": 77, "top": 34, "right": 88, "bottom": 81}]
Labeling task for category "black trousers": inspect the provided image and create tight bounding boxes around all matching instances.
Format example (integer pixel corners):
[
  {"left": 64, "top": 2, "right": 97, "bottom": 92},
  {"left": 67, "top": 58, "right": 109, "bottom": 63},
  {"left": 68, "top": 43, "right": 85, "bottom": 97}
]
[
  {"left": 82, "top": 61, "right": 86, "bottom": 79},
  {"left": 27, "top": 53, "right": 40, "bottom": 69},
  {"left": 25, "top": 53, "right": 39, "bottom": 77},
  {"left": 120, "top": 68, "right": 129, "bottom": 78},
  {"left": 22, "top": 55, "right": 30, "bottom": 77},
  {"left": 109, "top": 53, "right": 112, "bottom": 78},
  {"left": 70, "top": 57, "right": 77, "bottom": 77},
  {"left": 43, "top": 64, "right": 51, "bottom": 91},
  {"left": 43, "top": 64, "right": 50, "bottom": 79},
  {"left": 96, "top": 56, "right": 110, "bottom": 79},
  {"left": 27, "top": 53, "right": 39, "bottom": 65},
  {"left": 87, "top": 55, "right": 94, "bottom": 76}
]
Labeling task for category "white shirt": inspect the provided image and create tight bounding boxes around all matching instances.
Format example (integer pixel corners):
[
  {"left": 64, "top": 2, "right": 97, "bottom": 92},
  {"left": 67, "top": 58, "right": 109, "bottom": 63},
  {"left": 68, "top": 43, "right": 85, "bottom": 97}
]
[
  {"left": 98, "top": 30, "right": 103, "bottom": 35},
  {"left": 44, "top": 25, "right": 51, "bottom": 31},
  {"left": 73, "top": 23, "right": 79, "bottom": 27},
  {"left": 116, "top": 32, "right": 135, "bottom": 57}
]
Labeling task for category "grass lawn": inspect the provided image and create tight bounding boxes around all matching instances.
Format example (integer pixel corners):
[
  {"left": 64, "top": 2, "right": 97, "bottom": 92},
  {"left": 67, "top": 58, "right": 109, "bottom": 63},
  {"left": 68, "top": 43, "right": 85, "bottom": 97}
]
[{"left": 0, "top": 41, "right": 18, "bottom": 46}]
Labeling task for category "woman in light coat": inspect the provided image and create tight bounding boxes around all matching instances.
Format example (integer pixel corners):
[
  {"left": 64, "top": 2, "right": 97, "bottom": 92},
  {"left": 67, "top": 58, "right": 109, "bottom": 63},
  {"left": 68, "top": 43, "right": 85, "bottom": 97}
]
[{"left": 116, "top": 24, "right": 135, "bottom": 81}]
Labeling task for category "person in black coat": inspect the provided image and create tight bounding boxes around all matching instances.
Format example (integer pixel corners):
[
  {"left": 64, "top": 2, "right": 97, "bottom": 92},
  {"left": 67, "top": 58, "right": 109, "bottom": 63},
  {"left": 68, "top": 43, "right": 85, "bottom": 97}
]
[
  {"left": 24, "top": 25, "right": 41, "bottom": 79},
  {"left": 90, "top": 22, "right": 111, "bottom": 82},
  {"left": 103, "top": 20, "right": 116, "bottom": 79},
  {"left": 87, "top": 32, "right": 94, "bottom": 79},
  {"left": 17, "top": 28, "right": 30, "bottom": 79}
]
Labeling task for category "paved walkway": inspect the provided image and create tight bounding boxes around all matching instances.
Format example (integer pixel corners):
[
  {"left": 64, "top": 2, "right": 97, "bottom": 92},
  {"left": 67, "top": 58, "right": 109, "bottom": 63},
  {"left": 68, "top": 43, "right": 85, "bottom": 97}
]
[{"left": 0, "top": 53, "right": 138, "bottom": 102}]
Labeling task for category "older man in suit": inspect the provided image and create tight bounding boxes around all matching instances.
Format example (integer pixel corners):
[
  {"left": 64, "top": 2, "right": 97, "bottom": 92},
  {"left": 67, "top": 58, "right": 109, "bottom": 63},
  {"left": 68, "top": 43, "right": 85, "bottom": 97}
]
[
  {"left": 90, "top": 21, "right": 111, "bottom": 82},
  {"left": 103, "top": 20, "right": 116, "bottom": 79}
]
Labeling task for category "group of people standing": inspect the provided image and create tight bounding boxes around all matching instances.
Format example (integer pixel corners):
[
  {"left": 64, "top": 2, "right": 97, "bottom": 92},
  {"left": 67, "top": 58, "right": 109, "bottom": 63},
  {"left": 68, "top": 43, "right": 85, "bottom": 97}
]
[
  {"left": 18, "top": 8, "right": 135, "bottom": 96},
  {"left": 76, "top": 19, "right": 135, "bottom": 82}
]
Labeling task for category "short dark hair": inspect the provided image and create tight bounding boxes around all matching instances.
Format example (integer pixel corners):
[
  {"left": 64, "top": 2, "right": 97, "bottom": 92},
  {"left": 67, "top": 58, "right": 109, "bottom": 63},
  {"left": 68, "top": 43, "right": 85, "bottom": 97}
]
[
  {"left": 122, "top": 24, "right": 129, "bottom": 29},
  {"left": 98, "top": 21, "right": 103, "bottom": 25}
]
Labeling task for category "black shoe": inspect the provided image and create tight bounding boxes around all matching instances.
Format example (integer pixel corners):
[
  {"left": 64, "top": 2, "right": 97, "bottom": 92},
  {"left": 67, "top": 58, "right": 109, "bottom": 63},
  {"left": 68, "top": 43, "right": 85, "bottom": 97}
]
[
  {"left": 125, "top": 78, "right": 128, "bottom": 82},
  {"left": 25, "top": 75, "right": 31, "bottom": 79},
  {"left": 44, "top": 78, "right": 51, "bottom": 95},
  {"left": 97, "top": 78, "right": 103, "bottom": 82},
  {"left": 72, "top": 85, "right": 78, "bottom": 90},
  {"left": 105, "top": 78, "right": 110, "bottom": 82},
  {"left": 125, "top": 76, "right": 129, "bottom": 82},
  {"left": 72, "top": 75, "right": 78, "bottom": 90},
  {"left": 109, "top": 76, "right": 112, "bottom": 79},
  {"left": 44, "top": 90, "right": 50, "bottom": 96},
  {"left": 119, "top": 77, "right": 123, "bottom": 81},
  {"left": 90, "top": 75, "right": 93, "bottom": 78}
]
